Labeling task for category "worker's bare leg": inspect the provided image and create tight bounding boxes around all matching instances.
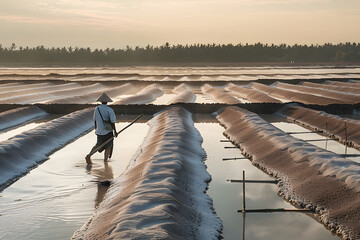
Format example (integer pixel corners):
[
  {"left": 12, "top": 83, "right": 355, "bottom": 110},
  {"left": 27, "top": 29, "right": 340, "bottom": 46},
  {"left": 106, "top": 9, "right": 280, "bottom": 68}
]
[
  {"left": 104, "top": 147, "right": 111, "bottom": 161},
  {"left": 85, "top": 145, "right": 98, "bottom": 164},
  {"left": 85, "top": 154, "right": 92, "bottom": 164}
]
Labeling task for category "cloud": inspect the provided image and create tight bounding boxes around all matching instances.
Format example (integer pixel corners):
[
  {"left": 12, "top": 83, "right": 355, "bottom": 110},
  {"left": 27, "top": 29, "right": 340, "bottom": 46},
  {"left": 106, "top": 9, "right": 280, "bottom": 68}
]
[{"left": 0, "top": 13, "right": 143, "bottom": 31}]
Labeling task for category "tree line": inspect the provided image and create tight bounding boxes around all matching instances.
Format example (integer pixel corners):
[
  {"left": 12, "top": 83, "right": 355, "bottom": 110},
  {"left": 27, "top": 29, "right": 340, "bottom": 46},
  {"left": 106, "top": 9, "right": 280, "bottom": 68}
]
[{"left": 0, "top": 42, "right": 359, "bottom": 65}]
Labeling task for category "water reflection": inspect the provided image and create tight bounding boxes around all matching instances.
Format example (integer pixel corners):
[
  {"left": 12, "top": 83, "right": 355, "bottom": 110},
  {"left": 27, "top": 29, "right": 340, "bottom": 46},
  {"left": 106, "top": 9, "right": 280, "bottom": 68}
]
[{"left": 85, "top": 162, "right": 114, "bottom": 208}]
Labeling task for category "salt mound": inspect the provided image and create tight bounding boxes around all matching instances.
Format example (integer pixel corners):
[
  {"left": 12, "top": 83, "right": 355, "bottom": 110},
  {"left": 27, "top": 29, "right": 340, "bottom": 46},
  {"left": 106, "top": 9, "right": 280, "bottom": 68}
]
[
  {"left": 0, "top": 106, "right": 48, "bottom": 131},
  {"left": 114, "top": 84, "right": 164, "bottom": 104},
  {"left": 201, "top": 83, "right": 241, "bottom": 104},
  {"left": 217, "top": 106, "right": 360, "bottom": 239},
  {"left": 72, "top": 106, "right": 222, "bottom": 239},
  {"left": 0, "top": 108, "right": 93, "bottom": 188},
  {"left": 169, "top": 83, "right": 196, "bottom": 104},
  {"left": 45, "top": 83, "right": 136, "bottom": 104},
  {"left": 226, "top": 83, "right": 282, "bottom": 103},
  {"left": 280, "top": 105, "right": 360, "bottom": 149}
]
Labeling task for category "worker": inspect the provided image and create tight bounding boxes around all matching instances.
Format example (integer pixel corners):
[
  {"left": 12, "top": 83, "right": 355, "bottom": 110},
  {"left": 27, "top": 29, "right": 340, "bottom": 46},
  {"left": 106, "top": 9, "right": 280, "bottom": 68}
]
[{"left": 85, "top": 93, "right": 118, "bottom": 164}]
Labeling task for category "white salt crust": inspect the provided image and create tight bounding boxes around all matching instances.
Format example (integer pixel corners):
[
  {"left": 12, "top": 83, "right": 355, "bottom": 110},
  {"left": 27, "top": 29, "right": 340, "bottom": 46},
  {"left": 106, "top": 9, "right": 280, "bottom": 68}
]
[
  {"left": 0, "top": 108, "right": 94, "bottom": 188},
  {"left": 72, "top": 107, "right": 222, "bottom": 239},
  {"left": 0, "top": 106, "right": 48, "bottom": 131}
]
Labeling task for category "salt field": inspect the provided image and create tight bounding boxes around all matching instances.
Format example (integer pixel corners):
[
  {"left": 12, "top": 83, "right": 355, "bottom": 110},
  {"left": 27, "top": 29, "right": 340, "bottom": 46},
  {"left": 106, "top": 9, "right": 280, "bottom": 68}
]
[{"left": 1, "top": 66, "right": 360, "bottom": 239}]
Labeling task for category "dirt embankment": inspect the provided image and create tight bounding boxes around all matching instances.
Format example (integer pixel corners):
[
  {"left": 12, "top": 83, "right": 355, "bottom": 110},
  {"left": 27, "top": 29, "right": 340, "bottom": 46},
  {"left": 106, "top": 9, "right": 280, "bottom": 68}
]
[{"left": 217, "top": 106, "right": 360, "bottom": 240}]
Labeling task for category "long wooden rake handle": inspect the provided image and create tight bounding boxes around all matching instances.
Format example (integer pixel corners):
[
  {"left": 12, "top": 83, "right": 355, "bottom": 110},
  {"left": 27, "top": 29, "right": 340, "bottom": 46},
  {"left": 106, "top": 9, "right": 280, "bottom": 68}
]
[{"left": 88, "top": 114, "right": 142, "bottom": 156}]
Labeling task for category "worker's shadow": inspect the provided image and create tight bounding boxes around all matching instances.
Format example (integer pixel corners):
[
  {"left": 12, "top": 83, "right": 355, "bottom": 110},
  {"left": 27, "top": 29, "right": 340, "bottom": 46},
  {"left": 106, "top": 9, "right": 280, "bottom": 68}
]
[{"left": 85, "top": 161, "right": 114, "bottom": 208}]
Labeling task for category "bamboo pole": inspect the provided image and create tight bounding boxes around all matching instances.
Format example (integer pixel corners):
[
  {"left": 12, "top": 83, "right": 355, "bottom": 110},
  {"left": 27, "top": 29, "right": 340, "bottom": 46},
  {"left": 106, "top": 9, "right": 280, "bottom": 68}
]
[
  {"left": 228, "top": 179, "right": 278, "bottom": 184},
  {"left": 238, "top": 208, "right": 312, "bottom": 213},
  {"left": 287, "top": 131, "right": 322, "bottom": 134},
  {"left": 306, "top": 139, "right": 336, "bottom": 142},
  {"left": 222, "top": 157, "right": 247, "bottom": 161}
]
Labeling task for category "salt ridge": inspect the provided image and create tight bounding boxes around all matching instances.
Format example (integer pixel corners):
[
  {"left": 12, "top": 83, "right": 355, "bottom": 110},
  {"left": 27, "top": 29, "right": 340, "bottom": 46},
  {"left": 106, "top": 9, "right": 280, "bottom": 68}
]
[
  {"left": 114, "top": 83, "right": 164, "bottom": 104},
  {"left": 0, "top": 106, "right": 48, "bottom": 131},
  {"left": 280, "top": 105, "right": 360, "bottom": 149},
  {"left": 0, "top": 108, "right": 93, "bottom": 189},
  {"left": 169, "top": 83, "right": 196, "bottom": 104},
  {"left": 217, "top": 106, "right": 360, "bottom": 239},
  {"left": 201, "top": 83, "right": 241, "bottom": 104},
  {"left": 72, "top": 106, "right": 222, "bottom": 239}
]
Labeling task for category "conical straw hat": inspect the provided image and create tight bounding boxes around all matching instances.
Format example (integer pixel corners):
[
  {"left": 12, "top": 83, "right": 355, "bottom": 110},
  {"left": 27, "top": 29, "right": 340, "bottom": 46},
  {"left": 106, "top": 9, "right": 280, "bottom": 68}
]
[{"left": 96, "top": 93, "right": 113, "bottom": 102}]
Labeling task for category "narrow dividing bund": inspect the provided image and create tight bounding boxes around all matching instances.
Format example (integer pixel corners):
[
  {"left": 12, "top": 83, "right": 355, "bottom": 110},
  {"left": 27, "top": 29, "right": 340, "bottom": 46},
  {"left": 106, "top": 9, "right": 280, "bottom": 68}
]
[{"left": 72, "top": 107, "right": 222, "bottom": 239}]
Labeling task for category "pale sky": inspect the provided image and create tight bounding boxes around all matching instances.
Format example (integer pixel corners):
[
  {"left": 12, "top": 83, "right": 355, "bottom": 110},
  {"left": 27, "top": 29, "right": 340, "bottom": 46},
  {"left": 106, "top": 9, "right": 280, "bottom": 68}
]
[{"left": 0, "top": 0, "right": 359, "bottom": 49}]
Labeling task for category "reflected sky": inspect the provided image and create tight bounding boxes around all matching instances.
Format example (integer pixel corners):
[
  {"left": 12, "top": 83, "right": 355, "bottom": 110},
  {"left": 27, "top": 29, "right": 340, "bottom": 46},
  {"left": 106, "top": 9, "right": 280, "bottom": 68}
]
[{"left": 195, "top": 122, "right": 339, "bottom": 240}]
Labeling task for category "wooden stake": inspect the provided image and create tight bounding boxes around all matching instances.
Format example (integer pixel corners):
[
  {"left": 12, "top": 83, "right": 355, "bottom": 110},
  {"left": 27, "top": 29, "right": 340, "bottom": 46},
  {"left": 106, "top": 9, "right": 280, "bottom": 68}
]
[
  {"left": 242, "top": 170, "right": 246, "bottom": 213},
  {"left": 325, "top": 122, "right": 328, "bottom": 150},
  {"left": 242, "top": 211, "right": 246, "bottom": 240},
  {"left": 345, "top": 122, "right": 348, "bottom": 154}
]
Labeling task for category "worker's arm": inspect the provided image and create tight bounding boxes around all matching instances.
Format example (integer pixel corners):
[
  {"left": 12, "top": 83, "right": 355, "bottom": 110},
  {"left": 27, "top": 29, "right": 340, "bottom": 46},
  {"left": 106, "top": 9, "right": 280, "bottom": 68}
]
[{"left": 111, "top": 123, "right": 118, "bottom": 137}]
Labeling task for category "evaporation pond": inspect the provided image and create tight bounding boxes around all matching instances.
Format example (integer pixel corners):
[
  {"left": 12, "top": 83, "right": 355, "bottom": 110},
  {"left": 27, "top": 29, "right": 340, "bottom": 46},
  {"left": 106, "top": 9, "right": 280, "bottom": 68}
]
[{"left": 0, "top": 122, "right": 148, "bottom": 240}]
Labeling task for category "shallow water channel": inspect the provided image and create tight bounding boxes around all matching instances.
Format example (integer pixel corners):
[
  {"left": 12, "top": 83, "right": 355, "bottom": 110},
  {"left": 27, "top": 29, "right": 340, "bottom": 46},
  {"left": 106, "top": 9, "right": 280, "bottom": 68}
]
[
  {"left": 195, "top": 118, "right": 340, "bottom": 240},
  {"left": 0, "top": 121, "right": 148, "bottom": 240}
]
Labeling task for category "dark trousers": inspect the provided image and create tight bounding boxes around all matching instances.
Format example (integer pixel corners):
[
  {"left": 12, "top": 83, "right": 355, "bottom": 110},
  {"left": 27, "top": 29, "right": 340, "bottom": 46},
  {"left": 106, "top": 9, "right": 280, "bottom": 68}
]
[{"left": 90, "top": 132, "right": 114, "bottom": 154}]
